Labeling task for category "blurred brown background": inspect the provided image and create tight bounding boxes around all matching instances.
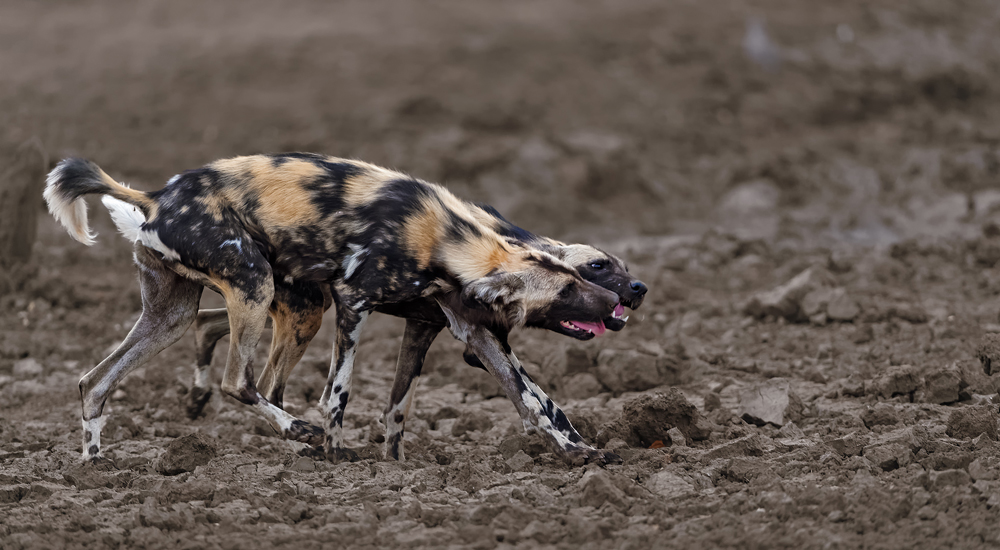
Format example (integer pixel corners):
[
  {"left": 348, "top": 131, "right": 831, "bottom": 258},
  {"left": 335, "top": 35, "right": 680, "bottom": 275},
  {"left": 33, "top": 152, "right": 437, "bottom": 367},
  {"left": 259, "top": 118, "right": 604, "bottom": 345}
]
[{"left": 5, "top": 0, "right": 999, "bottom": 269}]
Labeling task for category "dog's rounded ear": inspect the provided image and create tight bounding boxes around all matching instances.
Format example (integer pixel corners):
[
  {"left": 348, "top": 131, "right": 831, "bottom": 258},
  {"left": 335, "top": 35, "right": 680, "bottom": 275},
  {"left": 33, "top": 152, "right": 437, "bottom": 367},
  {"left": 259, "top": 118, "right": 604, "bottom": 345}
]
[{"left": 461, "top": 272, "right": 525, "bottom": 311}]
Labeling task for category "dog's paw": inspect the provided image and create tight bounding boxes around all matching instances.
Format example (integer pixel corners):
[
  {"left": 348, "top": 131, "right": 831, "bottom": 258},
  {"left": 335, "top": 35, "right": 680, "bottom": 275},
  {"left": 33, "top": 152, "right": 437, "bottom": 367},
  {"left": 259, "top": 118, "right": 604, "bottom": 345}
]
[
  {"left": 325, "top": 446, "right": 360, "bottom": 463},
  {"left": 285, "top": 420, "right": 325, "bottom": 446},
  {"left": 186, "top": 387, "right": 213, "bottom": 419},
  {"left": 560, "top": 445, "right": 622, "bottom": 467}
]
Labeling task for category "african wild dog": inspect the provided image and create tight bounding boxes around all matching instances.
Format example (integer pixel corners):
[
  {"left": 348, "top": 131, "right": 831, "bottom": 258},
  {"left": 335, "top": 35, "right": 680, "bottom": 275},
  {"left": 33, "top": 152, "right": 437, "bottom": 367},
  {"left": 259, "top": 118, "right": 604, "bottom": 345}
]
[
  {"left": 45, "top": 153, "right": 624, "bottom": 465},
  {"left": 188, "top": 215, "right": 647, "bottom": 461}
]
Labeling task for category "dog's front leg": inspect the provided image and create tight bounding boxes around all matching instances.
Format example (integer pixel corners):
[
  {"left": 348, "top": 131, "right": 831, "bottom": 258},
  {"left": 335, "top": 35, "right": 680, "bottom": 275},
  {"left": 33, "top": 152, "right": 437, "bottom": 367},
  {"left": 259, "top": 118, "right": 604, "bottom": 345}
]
[
  {"left": 384, "top": 320, "right": 444, "bottom": 461},
  {"left": 318, "top": 301, "right": 371, "bottom": 462},
  {"left": 466, "top": 326, "right": 622, "bottom": 466}
]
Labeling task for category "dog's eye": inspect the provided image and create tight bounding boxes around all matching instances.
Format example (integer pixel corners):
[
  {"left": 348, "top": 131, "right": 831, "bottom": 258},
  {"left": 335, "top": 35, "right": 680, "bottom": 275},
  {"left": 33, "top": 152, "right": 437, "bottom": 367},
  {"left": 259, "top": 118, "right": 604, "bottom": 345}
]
[
  {"left": 589, "top": 260, "right": 606, "bottom": 270},
  {"left": 559, "top": 283, "right": 575, "bottom": 298}
]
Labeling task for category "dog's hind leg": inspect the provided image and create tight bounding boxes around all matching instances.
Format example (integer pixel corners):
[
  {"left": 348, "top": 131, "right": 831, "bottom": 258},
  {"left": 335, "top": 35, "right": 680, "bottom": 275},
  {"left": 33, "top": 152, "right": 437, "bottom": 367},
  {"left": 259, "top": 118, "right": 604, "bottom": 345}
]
[
  {"left": 465, "top": 325, "right": 622, "bottom": 466},
  {"left": 215, "top": 266, "right": 325, "bottom": 447},
  {"left": 256, "top": 281, "right": 329, "bottom": 409},
  {"left": 318, "top": 298, "right": 370, "bottom": 462},
  {"left": 188, "top": 308, "right": 230, "bottom": 419},
  {"left": 79, "top": 245, "right": 202, "bottom": 462},
  {"left": 384, "top": 320, "right": 443, "bottom": 461}
]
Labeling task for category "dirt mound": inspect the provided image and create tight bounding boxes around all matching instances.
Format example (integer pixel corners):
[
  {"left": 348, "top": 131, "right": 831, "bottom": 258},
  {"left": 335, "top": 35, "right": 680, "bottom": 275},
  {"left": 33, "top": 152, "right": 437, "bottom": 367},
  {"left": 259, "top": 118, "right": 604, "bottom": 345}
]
[{"left": 155, "top": 433, "right": 218, "bottom": 475}]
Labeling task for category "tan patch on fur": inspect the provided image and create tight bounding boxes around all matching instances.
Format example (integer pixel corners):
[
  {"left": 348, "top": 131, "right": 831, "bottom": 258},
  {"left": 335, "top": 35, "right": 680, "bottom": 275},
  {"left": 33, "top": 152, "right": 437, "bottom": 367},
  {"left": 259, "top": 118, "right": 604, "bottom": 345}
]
[
  {"left": 558, "top": 244, "right": 605, "bottom": 267},
  {"left": 441, "top": 236, "right": 512, "bottom": 281},
  {"left": 403, "top": 198, "right": 446, "bottom": 270},
  {"left": 210, "top": 156, "right": 325, "bottom": 227},
  {"left": 342, "top": 162, "right": 399, "bottom": 208}
]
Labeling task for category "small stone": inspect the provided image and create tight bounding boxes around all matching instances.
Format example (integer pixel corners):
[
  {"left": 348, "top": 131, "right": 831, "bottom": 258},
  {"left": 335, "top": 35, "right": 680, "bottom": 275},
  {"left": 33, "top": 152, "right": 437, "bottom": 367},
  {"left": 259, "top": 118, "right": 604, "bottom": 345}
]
[
  {"left": 928, "top": 469, "right": 971, "bottom": 490},
  {"left": 285, "top": 501, "right": 311, "bottom": 523},
  {"left": 451, "top": 414, "right": 493, "bottom": 437},
  {"left": 841, "top": 376, "right": 865, "bottom": 397},
  {"left": 12, "top": 358, "right": 43, "bottom": 378},
  {"left": 918, "top": 367, "right": 967, "bottom": 404},
  {"left": 968, "top": 458, "right": 998, "bottom": 481},
  {"left": 977, "top": 333, "right": 1000, "bottom": 375},
  {"left": 827, "top": 510, "right": 846, "bottom": 522},
  {"left": 666, "top": 427, "right": 687, "bottom": 447},
  {"left": 645, "top": 470, "right": 695, "bottom": 499},
  {"left": 738, "top": 378, "right": 804, "bottom": 427},
  {"left": 505, "top": 450, "right": 534, "bottom": 472},
  {"left": 703, "top": 434, "right": 773, "bottom": 461},
  {"left": 863, "top": 443, "right": 903, "bottom": 471},
  {"left": 578, "top": 470, "right": 628, "bottom": 509},
  {"left": 743, "top": 266, "right": 836, "bottom": 322},
  {"left": 867, "top": 365, "right": 921, "bottom": 399},
  {"left": 860, "top": 403, "right": 899, "bottom": 429},
  {"left": 946, "top": 406, "right": 999, "bottom": 440},
  {"left": 828, "top": 432, "right": 867, "bottom": 457},
  {"left": 916, "top": 505, "right": 937, "bottom": 521},
  {"left": 826, "top": 289, "right": 861, "bottom": 321}
]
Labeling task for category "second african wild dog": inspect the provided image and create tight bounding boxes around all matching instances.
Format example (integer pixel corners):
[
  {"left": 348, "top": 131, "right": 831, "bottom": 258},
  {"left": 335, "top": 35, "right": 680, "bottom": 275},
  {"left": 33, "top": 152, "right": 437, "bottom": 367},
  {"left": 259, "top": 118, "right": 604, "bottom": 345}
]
[
  {"left": 186, "top": 208, "right": 648, "bottom": 461},
  {"left": 45, "top": 153, "right": 627, "bottom": 465}
]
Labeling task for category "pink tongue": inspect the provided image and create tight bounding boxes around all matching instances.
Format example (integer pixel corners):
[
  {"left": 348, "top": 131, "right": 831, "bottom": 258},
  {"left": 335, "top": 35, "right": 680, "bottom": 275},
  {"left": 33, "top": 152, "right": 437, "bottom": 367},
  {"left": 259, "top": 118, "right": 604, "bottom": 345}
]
[
  {"left": 614, "top": 303, "right": 625, "bottom": 317},
  {"left": 573, "top": 320, "right": 606, "bottom": 336}
]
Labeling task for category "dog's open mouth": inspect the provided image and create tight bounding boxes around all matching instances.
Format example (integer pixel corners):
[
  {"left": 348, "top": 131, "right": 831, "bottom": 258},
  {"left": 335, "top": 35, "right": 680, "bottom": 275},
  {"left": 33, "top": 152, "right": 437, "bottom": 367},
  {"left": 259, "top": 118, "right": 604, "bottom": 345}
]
[
  {"left": 603, "top": 303, "right": 631, "bottom": 331},
  {"left": 560, "top": 319, "right": 607, "bottom": 338}
]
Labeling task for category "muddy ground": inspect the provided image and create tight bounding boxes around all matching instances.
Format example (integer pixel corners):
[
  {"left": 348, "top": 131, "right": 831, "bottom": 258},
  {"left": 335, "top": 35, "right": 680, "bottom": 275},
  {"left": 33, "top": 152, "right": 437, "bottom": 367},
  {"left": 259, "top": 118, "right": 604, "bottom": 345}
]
[{"left": 4, "top": 0, "right": 1000, "bottom": 548}]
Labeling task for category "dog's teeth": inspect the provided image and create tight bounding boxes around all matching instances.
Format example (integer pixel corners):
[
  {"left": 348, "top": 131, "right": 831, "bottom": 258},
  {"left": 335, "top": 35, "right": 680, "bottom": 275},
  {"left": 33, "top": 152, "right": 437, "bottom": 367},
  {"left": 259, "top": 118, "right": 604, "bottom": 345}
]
[{"left": 623, "top": 316, "right": 629, "bottom": 323}]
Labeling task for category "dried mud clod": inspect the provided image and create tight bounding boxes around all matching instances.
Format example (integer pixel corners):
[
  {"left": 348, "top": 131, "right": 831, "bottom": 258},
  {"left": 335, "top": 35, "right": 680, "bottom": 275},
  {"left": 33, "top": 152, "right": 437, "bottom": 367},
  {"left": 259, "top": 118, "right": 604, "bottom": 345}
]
[
  {"left": 155, "top": 433, "right": 218, "bottom": 476},
  {"left": 976, "top": 333, "right": 1000, "bottom": 375},
  {"left": 597, "top": 388, "right": 713, "bottom": 448}
]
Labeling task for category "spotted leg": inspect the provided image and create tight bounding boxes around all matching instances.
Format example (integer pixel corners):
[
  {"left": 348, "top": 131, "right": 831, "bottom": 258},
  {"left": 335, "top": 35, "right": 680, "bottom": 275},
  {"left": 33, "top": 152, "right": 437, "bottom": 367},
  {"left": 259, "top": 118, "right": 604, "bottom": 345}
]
[
  {"left": 188, "top": 308, "right": 229, "bottom": 419},
  {"left": 465, "top": 325, "right": 621, "bottom": 466},
  {"left": 318, "top": 300, "right": 370, "bottom": 461},
  {"left": 384, "top": 320, "right": 444, "bottom": 461},
  {"left": 80, "top": 245, "right": 202, "bottom": 463}
]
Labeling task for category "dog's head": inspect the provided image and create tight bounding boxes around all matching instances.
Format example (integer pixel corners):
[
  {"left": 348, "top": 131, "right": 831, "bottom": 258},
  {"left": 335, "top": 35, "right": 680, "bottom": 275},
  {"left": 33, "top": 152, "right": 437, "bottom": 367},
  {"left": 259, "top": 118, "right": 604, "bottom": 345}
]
[
  {"left": 550, "top": 244, "right": 647, "bottom": 331},
  {"left": 459, "top": 249, "right": 620, "bottom": 340}
]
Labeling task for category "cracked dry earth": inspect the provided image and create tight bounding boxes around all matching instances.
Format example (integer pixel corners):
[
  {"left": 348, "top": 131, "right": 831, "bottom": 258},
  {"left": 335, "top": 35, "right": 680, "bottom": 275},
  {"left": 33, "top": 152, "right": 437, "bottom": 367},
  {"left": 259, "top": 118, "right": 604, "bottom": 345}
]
[{"left": 5, "top": 227, "right": 1000, "bottom": 550}]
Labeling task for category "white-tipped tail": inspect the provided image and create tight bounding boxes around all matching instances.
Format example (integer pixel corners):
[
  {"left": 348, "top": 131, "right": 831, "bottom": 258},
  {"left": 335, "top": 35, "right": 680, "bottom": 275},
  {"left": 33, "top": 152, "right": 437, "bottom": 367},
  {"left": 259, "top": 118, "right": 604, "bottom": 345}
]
[
  {"left": 43, "top": 165, "right": 96, "bottom": 246},
  {"left": 101, "top": 195, "right": 146, "bottom": 243}
]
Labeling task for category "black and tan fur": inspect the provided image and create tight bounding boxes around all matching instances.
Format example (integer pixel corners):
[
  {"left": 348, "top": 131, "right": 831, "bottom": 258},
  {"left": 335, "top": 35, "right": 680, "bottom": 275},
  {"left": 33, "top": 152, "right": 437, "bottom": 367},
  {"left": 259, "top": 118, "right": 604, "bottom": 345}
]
[
  {"left": 189, "top": 216, "right": 647, "bottom": 461},
  {"left": 45, "top": 153, "right": 628, "bottom": 465}
]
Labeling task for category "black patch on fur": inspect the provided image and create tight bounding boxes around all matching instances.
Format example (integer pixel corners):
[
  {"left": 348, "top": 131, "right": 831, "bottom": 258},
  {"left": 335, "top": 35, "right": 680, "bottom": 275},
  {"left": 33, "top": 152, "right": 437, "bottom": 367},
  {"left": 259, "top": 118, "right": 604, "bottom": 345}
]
[
  {"left": 393, "top": 413, "right": 405, "bottom": 423},
  {"left": 88, "top": 445, "right": 99, "bottom": 456},
  {"left": 84, "top": 430, "right": 92, "bottom": 443},
  {"left": 473, "top": 202, "right": 538, "bottom": 242}
]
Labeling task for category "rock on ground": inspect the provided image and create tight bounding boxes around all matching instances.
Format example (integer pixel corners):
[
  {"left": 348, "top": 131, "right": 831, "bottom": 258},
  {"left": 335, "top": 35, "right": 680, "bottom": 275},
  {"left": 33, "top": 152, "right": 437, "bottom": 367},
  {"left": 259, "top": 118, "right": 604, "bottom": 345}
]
[
  {"left": 738, "top": 378, "right": 803, "bottom": 427},
  {"left": 946, "top": 406, "right": 999, "bottom": 440},
  {"left": 743, "top": 266, "right": 837, "bottom": 322}
]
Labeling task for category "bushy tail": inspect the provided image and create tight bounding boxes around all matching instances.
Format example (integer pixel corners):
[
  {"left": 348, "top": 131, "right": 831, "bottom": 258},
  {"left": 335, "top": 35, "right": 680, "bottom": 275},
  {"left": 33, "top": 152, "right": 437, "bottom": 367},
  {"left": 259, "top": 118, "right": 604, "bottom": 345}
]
[{"left": 43, "top": 158, "right": 154, "bottom": 245}]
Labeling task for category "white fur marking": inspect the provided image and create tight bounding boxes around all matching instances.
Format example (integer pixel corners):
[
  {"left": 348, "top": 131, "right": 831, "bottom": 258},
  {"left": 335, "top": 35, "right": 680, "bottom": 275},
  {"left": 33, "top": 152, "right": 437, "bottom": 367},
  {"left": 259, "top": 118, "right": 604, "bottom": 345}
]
[
  {"left": 220, "top": 239, "right": 243, "bottom": 253},
  {"left": 102, "top": 196, "right": 146, "bottom": 242},
  {"left": 139, "top": 230, "right": 181, "bottom": 261},
  {"left": 342, "top": 244, "right": 368, "bottom": 280}
]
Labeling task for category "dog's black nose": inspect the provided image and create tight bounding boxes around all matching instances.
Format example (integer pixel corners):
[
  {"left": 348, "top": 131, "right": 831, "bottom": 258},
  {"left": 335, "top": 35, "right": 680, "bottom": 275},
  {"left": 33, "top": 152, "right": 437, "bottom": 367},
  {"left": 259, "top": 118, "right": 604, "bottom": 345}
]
[{"left": 630, "top": 281, "right": 647, "bottom": 296}]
